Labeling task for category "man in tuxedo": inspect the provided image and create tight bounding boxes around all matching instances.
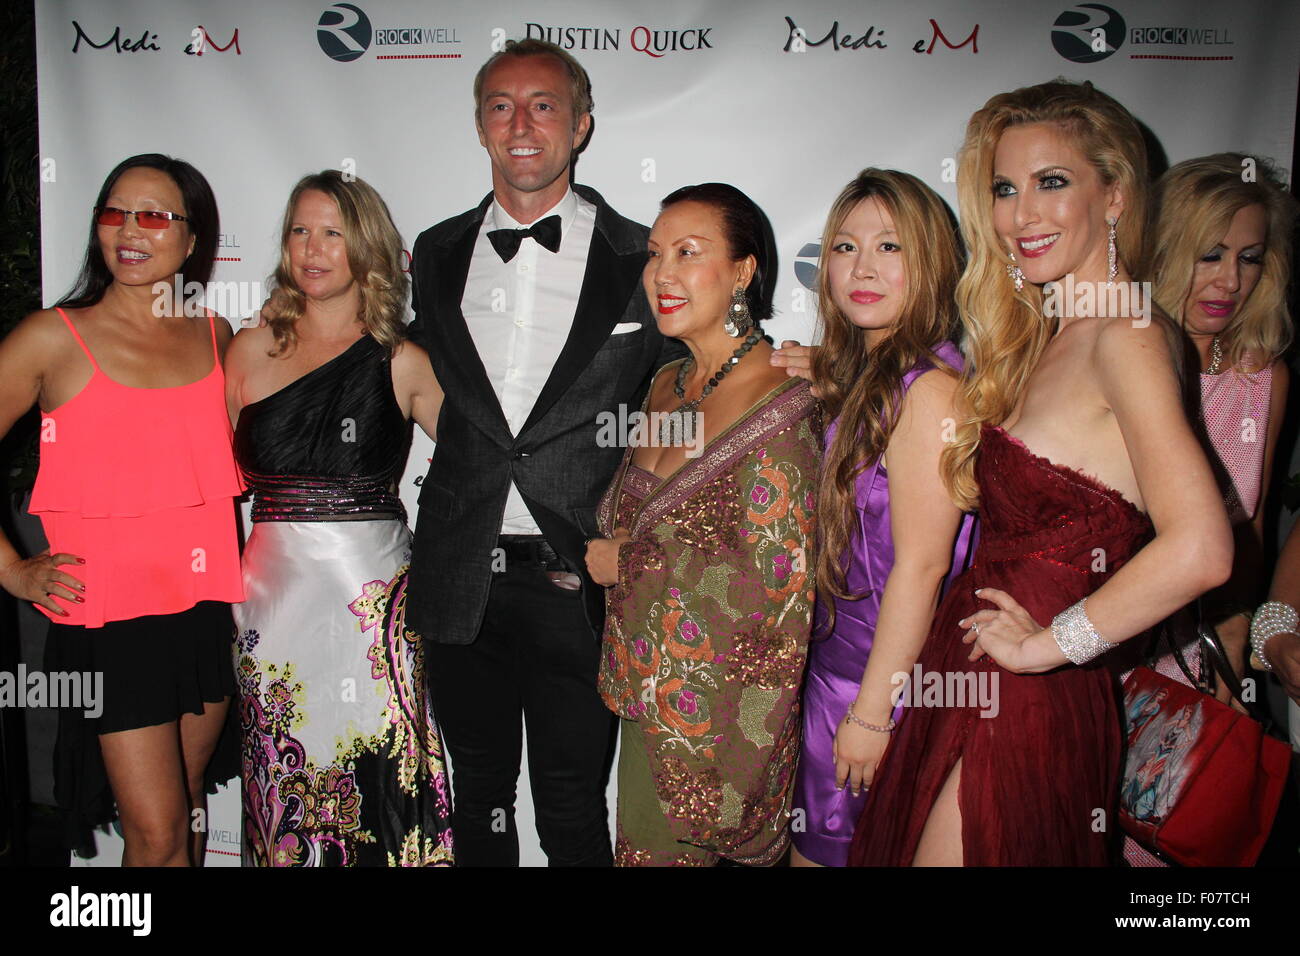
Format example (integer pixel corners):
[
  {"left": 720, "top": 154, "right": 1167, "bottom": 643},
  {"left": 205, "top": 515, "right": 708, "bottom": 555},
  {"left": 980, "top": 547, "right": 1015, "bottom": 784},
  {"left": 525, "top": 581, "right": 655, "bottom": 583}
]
[{"left": 405, "top": 39, "right": 683, "bottom": 866}]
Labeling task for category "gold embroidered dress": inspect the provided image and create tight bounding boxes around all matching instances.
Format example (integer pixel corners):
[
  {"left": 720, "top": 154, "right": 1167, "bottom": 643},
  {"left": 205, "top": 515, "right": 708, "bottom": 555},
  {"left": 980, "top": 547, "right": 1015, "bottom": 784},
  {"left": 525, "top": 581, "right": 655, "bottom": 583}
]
[{"left": 597, "top": 372, "right": 819, "bottom": 865}]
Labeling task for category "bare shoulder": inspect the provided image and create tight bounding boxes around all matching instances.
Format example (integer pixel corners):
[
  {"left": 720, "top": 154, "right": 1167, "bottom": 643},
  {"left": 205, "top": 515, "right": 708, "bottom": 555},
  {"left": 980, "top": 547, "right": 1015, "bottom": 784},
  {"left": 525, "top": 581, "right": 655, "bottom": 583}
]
[
  {"left": 907, "top": 366, "right": 960, "bottom": 406},
  {"left": 230, "top": 323, "right": 275, "bottom": 352},
  {"left": 739, "top": 342, "right": 793, "bottom": 395},
  {"left": 747, "top": 361, "right": 795, "bottom": 399},
  {"left": 391, "top": 338, "right": 430, "bottom": 371},
  {"left": 2, "top": 307, "right": 72, "bottom": 359},
  {"left": 224, "top": 324, "right": 276, "bottom": 370},
  {"left": 1091, "top": 309, "right": 1178, "bottom": 369}
]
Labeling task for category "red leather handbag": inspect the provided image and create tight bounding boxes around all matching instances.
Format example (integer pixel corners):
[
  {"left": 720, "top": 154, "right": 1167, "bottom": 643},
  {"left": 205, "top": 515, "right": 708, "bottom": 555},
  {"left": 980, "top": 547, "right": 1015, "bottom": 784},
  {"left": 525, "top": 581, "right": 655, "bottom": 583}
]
[{"left": 1118, "top": 619, "right": 1291, "bottom": 867}]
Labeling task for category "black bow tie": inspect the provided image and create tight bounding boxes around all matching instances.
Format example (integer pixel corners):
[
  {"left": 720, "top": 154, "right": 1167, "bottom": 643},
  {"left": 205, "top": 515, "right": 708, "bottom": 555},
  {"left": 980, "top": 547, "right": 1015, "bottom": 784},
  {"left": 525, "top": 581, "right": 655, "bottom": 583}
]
[{"left": 487, "top": 215, "right": 562, "bottom": 262}]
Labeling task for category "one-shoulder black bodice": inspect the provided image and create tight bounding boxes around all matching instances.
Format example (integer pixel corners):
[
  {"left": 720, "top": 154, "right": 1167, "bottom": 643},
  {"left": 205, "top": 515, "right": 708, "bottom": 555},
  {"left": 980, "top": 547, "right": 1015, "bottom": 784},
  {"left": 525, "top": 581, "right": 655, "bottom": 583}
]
[{"left": 235, "top": 336, "right": 409, "bottom": 521}]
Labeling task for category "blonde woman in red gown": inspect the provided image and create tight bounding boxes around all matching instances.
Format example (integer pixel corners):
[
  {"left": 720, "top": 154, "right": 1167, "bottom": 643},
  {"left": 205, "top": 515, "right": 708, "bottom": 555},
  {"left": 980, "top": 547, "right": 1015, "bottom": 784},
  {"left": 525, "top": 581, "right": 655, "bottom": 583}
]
[{"left": 848, "top": 81, "right": 1233, "bottom": 866}]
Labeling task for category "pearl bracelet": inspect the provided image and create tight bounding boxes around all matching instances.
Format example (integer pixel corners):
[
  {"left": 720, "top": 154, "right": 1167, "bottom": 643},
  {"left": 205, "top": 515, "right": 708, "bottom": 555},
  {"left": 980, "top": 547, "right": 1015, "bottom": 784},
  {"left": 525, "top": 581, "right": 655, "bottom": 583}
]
[
  {"left": 1051, "top": 598, "right": 1115, "bottom": 665},
  {"left": 1251, "top": 601, "right": 1298, "bottom": 673},
  {"left": 844, "top": 708, "right": 895, "bottom": 734}
]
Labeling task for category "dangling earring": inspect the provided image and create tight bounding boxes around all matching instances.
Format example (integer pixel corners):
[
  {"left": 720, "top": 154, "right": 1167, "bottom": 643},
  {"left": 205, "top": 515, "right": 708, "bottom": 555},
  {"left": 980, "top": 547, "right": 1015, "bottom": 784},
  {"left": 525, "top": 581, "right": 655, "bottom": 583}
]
[
  {"left": 1106, "top": 216, "right": 1118, "bottom": 283},
  {"left": 1005, "top": 252, "right": 1025, "bottom": 293},
  {"left": 724, "top": 288, "right": 751, "bottom": 337}
]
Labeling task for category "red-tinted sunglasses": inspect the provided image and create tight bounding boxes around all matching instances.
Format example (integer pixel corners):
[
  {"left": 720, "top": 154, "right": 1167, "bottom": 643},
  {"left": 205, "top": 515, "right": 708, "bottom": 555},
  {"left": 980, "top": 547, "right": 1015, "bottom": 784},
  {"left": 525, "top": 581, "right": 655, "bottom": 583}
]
[{"left": 95, "top": 206, "right": 190, "bottom": 230}]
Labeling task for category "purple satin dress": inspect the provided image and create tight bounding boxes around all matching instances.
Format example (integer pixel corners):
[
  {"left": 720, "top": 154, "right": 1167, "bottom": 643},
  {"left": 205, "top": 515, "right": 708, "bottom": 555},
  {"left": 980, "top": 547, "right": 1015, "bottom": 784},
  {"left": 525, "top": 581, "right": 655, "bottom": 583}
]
[{"left": 792, "top": 341, "right": 977, "bottom": 866}]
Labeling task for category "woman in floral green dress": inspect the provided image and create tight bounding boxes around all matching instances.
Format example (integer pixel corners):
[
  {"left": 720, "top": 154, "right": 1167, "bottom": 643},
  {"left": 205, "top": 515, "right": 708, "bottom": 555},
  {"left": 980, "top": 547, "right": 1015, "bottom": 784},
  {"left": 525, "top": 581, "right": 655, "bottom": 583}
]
[{"left": 586, "top": 184, "right": 818, "bottom": 866}]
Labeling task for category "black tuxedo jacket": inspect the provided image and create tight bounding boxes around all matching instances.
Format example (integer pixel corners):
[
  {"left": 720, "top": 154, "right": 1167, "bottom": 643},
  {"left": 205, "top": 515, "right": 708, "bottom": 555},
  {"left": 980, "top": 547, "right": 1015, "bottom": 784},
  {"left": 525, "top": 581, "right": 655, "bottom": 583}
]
[{"left": 405, "top": 184, "right": 685, "bottom": 644}]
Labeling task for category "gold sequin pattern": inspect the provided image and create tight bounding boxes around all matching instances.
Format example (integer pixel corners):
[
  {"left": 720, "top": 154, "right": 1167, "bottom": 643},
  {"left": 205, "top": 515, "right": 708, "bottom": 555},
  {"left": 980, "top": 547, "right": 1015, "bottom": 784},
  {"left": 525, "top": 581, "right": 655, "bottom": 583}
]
[
  {"left": 654, "top": 755, "right": 724, "bottom": 835},
  {"left": 728, "top": 624, "right": 805, "bottom": 688}
]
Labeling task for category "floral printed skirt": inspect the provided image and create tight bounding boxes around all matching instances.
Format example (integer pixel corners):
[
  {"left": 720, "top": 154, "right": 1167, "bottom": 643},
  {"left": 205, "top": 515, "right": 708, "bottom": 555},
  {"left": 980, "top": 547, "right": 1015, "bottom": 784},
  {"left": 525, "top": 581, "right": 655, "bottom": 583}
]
[{"left": 233, "top": 519, "right": 453, "bottom": 866}]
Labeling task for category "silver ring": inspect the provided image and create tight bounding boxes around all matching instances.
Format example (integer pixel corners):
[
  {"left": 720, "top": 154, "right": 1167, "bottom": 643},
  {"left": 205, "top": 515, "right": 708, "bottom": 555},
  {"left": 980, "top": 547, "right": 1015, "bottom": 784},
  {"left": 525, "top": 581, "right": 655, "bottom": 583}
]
[{"left": 972, "top": 622, "right": 981, "bottom": 634}]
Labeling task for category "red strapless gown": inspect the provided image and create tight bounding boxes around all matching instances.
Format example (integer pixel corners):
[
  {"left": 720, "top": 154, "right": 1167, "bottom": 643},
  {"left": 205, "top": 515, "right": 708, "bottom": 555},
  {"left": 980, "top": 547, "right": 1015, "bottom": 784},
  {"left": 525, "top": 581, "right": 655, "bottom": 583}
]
[{"left": 848, "top": 425, "right": 1152, "bottom": 866}]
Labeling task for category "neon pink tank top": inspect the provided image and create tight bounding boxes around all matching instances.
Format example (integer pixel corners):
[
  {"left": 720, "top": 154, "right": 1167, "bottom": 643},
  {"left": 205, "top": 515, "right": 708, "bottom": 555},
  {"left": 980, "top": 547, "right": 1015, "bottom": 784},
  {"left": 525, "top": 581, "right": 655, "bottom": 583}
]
[{"left": 27, "top": 308, "right": 245, "bottom": 627}]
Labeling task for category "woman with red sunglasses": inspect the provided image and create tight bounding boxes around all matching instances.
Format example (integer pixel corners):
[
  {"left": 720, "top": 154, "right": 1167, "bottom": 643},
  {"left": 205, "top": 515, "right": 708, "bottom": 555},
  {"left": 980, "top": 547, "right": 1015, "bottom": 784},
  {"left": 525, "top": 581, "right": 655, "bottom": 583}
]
[{"left": 0, "top": 153, "right": 243, "bottom": 865}]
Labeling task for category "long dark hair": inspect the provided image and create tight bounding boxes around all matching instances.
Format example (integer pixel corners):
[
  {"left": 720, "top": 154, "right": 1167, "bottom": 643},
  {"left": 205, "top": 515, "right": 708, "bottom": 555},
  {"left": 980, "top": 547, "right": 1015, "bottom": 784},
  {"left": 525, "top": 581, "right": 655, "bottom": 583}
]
[
  {"left": 56, "top": 153, "right": 219, "bottom": 309},
  {"left": 659, "top": 182, "right": 778, "bottom": 322}
]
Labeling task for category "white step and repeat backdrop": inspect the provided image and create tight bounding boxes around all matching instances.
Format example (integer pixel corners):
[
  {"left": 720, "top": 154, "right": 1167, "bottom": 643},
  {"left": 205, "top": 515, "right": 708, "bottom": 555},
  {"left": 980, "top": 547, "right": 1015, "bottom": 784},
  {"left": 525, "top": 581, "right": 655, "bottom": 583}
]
[{"left": 34, "top": 1, "right": 1300, "bottom": 866}]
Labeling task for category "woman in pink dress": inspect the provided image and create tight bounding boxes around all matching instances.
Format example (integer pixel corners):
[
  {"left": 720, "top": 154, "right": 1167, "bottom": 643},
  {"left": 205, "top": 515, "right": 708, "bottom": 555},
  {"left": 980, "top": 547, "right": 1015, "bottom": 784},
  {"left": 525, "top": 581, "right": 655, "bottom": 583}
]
[
  {"left": 1154, "top": 153, "right": 1292, "bottom": 658},
  {"left": 1120, "top": 153, "right": 1294, "bottom": 865}
]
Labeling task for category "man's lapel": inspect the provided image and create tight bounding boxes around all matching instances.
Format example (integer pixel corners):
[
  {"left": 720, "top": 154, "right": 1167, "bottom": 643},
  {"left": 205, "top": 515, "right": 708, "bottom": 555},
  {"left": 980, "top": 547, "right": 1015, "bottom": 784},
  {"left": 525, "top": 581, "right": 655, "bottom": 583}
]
[
  {"left": 519, "top": 224, "right": 641, "bottom": 435},
  {"left": 432, "top": 202, "right": 512, "bottom": 445}
]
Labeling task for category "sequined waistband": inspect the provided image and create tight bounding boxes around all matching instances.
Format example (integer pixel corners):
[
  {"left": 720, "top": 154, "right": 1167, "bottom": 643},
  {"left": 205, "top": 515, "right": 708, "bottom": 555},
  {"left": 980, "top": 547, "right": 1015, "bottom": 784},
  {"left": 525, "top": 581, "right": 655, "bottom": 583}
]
[{"left": 246, "top": 472, "right": 404, "bottom": 522}]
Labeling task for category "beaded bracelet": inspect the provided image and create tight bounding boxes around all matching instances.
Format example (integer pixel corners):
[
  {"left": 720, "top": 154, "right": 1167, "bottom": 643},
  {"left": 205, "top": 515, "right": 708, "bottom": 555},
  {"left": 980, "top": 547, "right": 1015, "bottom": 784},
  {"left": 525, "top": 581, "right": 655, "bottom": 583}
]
[
  {"left": 1051, "top": 598, "right": 1115, "bottom": 665},
  {"left": 844, "top": 708, "right": 895, "bottom": 734},
  {"left": 1251, "top": 601, "right": 1298, "bottom": 673}
]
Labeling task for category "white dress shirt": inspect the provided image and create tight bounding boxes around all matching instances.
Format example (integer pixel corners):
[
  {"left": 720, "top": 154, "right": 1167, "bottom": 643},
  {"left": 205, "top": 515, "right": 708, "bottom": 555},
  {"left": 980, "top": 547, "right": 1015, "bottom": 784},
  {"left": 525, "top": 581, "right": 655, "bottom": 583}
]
[{"left": 462, "top": 186, "right": 597, "bottom": 535}]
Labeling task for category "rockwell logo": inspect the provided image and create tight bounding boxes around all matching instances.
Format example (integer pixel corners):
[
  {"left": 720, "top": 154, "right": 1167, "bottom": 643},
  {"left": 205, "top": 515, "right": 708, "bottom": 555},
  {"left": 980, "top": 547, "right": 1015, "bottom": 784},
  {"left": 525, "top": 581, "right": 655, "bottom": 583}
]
[
  {"left": 1052, "top": 4, "right": 1125, "bottom": 63},
  {"left": 317, "top": 3, "right": 372, "bottom": 61},
  {"left": 1053, "top": 4, "right": 1234, "bottom": 63},
  {"left": 783, "top": 15, "right": 887, "bottom": 52},
  {"left": 317, "top": 3, "right": 460, "bottom": 61},
  {"left": 1130, "top": 25, "right": 1233, "bottom": 45},
  {"left": 375, "top": 27, "right": 460, "bottom": 45},
  {"left": 1126, "top": 20, "right": 1234, "bottom": 59},
  {"left": 523, "top": 23, "right": 713, "bottom": 56}
]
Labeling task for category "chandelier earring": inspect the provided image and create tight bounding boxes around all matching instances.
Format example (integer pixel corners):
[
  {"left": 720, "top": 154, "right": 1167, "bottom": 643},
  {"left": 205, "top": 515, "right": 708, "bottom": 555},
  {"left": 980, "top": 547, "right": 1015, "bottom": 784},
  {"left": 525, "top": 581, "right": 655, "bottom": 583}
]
[
  {"left": 724, "top": 288, "right": 752, "bottom": 337},
  {"left": 1106, "top": 216, "right": 1118, "bottom": 283}
]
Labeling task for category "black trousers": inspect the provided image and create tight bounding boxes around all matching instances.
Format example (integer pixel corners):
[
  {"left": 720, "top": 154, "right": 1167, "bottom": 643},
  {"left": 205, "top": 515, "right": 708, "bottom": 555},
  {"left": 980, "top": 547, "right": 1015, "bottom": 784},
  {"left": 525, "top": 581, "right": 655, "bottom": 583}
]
[{"left": 425, "top": 557, "right": 616, "bottom": 866}]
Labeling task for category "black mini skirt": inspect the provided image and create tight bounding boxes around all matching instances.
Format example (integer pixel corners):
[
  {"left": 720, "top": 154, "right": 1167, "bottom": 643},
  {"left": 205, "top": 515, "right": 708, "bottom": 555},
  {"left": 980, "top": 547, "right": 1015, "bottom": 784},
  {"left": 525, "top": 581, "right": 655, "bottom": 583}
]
[{"left": 44, "top": 600, "right": 239, "bottom": 855}]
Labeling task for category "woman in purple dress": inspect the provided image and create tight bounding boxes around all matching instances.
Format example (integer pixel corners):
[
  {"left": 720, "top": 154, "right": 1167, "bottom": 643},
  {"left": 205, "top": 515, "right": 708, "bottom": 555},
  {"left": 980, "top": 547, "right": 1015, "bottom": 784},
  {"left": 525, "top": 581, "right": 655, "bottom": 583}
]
[{"left": 791, "top": 169, "right": 976, "bottom": 867}]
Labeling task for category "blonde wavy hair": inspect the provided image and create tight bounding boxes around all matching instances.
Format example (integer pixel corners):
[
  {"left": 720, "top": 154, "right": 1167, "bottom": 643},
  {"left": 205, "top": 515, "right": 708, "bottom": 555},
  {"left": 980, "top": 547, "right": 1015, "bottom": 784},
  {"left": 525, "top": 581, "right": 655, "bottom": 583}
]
[
  {"left": 1151, "top": 153, "right": 1295, "bottom": 373},
  {"left": 812, "top": 169, "right": 963, "bottom": 612},
  {"left": 940, "top": 80, "right": 1149, "bottom": 511},
  {"left": 266, "top": 170, "right": 408, "bottom": 356}
]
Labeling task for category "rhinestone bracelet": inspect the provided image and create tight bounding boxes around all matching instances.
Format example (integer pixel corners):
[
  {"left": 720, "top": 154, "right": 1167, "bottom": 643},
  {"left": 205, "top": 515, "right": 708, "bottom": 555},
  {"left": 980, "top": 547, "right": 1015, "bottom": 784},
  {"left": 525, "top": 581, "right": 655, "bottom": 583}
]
[
  {"left": 844, "top": 708, "right": 895, "bottom": 734},
  {"left": 1251, "top": 601, "right": 1298, "bottom": 673},
  {"left": 1051, "top": 598, "right": 1115, "bottom": 665}
]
